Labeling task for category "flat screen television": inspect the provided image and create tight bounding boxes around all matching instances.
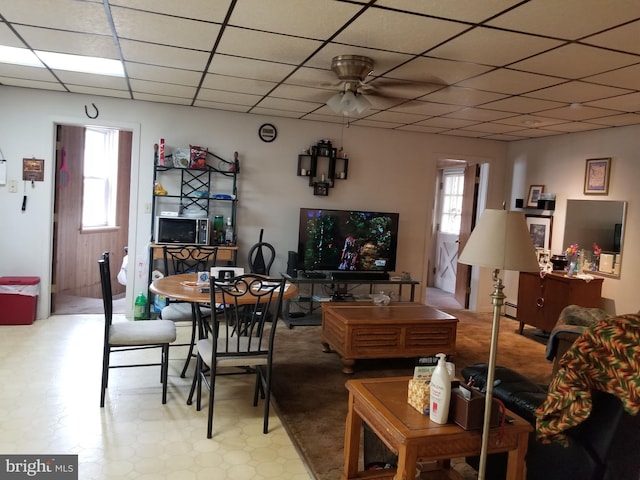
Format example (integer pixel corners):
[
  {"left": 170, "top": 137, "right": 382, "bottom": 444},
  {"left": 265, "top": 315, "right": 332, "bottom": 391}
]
[{"left": 297, "top": 208, "right": 399, "bottom": 272}]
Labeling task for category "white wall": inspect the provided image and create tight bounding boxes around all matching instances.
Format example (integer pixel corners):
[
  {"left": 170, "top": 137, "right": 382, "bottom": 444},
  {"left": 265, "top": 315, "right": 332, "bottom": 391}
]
[
  {"left": 507, "top": 125, "right": 640, "bottom": 315},
  {"left": 0, "top": 86, "right": 508, "bottom": 319}
]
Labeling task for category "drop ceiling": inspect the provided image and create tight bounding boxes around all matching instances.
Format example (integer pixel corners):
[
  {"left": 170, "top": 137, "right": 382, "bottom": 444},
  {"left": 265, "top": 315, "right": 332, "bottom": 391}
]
[{"left": 2, "top": 0, "right": 640, "bottom": 141}]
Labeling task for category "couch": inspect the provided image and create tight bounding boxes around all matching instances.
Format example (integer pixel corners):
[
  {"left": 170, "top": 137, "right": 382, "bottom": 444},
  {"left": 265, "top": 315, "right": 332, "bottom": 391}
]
[{"left": 462, "top": 306, "right": 640, "bottom": 480}]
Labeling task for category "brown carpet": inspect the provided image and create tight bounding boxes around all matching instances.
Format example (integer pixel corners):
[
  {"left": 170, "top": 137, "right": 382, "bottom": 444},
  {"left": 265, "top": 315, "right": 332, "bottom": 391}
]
[{"left": 270, "top": 309, "right": 553, "bottom": 480}]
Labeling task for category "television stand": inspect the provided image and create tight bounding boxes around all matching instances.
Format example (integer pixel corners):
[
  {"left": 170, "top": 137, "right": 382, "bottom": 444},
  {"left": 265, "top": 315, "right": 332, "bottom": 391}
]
[
  {"left": 280, "top": 272, "right": 419, "bottom": 328},
  {"left": 331, "top": 271, "right": 389, "bottom": 281}
]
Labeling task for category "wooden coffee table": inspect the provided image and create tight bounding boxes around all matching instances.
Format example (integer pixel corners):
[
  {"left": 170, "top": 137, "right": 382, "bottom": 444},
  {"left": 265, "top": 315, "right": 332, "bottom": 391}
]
[
  {"left": 342, "top": 377, "right": 532, "bottom": 480},
  {"left": 321, "top": 303, "right": 458, "bottom": 374}
]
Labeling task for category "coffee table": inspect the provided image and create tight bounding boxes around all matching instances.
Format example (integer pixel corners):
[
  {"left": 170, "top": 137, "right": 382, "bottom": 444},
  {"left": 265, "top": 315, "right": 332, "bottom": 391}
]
[
  {"left": 321, "top": 303, "right": 458, "bottom": 374},
  {"left": 342, "top": 377, "right": 532, "bottom": 480}
]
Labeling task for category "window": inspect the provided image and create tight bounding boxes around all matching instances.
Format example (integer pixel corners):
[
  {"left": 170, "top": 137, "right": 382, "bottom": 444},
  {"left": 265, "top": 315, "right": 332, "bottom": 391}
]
[
  {"left": 82, "top": 127, "right": 119, "bottom": 229},
  {"left": 440, "top": 168, "right": 464, "bottom": 234}
]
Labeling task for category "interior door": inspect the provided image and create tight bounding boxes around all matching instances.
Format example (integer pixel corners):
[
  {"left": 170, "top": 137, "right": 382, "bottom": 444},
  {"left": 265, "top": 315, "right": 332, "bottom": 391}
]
[{"left": 454, "top": 164, "right": 480, "bottom": 307}]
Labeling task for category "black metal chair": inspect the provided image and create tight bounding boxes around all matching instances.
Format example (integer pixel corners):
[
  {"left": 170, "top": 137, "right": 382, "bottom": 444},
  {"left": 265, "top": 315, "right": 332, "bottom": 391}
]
[
  {"left": 161, "top": 245, "right": 218, "bottom": 377},
  {"left": 98, "top": 252, "right": 176, "bottom": 407},
  {"left": 188, "top": 274, "right": 286, "bottom": 438},
  {"left": 247, "top": 229, "right": 275, "bottom": 275}
]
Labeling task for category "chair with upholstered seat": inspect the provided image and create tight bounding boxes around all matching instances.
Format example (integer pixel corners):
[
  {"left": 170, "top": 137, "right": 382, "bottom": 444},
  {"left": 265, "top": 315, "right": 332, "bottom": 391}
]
[
  {"left": 161, "top": 245, "right": 218, "bottom": 377},
  {"left": 99, "top": 252, "right": 176, "bottom": 407},
  {"left": 188, "top": 274, "right": 286, "bottom": 438}
]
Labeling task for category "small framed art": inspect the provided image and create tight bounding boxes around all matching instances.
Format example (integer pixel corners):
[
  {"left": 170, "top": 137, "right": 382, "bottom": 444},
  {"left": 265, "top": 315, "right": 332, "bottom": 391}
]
[
  {"left": 584, "top": 158, "right": 611, "bottom": 195},
  {"left": 525, "top": 214, "right": 553, "bottom": 250},
  {"left": 527, "top": 185, "right": 544, "bottom": 208}
]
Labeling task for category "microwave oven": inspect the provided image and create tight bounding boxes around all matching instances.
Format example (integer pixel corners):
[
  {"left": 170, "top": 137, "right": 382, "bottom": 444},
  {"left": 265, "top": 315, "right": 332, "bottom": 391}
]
[{"left": 154, "top": 216, "right": 210, "bottom": 245}]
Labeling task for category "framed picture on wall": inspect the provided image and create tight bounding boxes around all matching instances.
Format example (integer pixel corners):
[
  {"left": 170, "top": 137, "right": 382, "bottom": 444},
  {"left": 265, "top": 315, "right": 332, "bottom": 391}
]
[
  {"left": 525, "top": 214, "right": 553, "bottom": 250},
  {"left": 584, "top": 157, "right": 611, "bottom": 195},
  {"left": 527, "top": 185, "right": 544, "bottom": 208}
]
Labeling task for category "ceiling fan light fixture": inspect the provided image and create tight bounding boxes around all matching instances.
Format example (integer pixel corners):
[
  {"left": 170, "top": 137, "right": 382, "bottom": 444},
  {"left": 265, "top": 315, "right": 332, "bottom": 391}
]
[
  {"left": 327, "top": 92, "right": 345, "bottom": 113},
  {"left": 354, "top": 94, "right": 371, "bottom": 114}
]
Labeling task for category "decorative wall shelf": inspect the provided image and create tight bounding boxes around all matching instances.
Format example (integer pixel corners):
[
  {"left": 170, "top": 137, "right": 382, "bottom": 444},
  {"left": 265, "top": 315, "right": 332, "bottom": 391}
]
[{"left": 297, "top": 140, "right": 348, "bottom": 196}]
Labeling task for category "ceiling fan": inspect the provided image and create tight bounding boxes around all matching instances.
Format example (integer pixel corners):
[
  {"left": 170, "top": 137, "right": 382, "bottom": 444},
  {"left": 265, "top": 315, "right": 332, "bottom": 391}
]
[
  {"left": 325, "top": 55, "right": 442, "bottom": 115},
  {"left": 326, "top": 55, "right": 375, "bottom": 115}
]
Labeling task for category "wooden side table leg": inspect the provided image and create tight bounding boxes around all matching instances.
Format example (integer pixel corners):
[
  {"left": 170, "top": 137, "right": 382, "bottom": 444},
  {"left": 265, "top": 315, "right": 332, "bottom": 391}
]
[
  {"left": 395, "top": 445, "right": 418, "bottom": 480},
  {"left": 342, "top": 392, "right": 361, "bottom": 480},
  {"left": 518, "top": 321, "right": 524, "bottom": 334},
  {"left": 505, "top": 431, "right": 529, "bottom": 480}
]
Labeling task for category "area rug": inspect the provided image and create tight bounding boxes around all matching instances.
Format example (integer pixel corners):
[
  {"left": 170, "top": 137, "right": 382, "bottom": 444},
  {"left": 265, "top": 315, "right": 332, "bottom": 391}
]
[{"left": 270, "top": 309, "right": 553, "bottom": 480}]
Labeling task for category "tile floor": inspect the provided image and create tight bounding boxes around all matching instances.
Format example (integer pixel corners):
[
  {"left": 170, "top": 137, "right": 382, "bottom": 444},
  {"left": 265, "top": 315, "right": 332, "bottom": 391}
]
[{"left": 0, "top": 314, "right": 313, "bottom": 480}]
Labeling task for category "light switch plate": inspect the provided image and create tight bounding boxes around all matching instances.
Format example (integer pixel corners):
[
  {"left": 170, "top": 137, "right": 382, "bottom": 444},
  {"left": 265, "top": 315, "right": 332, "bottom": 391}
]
[{"left": 8, "top": 180, "right": 18, "bottom": 193}]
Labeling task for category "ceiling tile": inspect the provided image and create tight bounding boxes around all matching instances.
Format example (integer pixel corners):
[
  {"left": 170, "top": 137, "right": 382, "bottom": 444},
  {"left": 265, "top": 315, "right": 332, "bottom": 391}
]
[
  {"left": 585, "top": 91, "right": 640, "bottom": 112},
  {"left": 390, "top": 101, "right": 460, "bottom": 116},
  {"left": 135, "top": 93, "right": 192, "bottom": 105},
  {"left": 249, "top": 106, "right": 304, "bottom": 118},
  {"left": 0, "top": 63, "right": 59, "bottom": 82},
  {"left": 415, "top": 117, "right": 478, "bottom": 129},
  {"left": 374, "top": 0, "right": 524, "bottom": 23},
  {"left": 487, "top": 0, "right": 640, "bottom": 40},
  {"left": 108, "top": 0, "right": 231, "bottom": 21},
  {"left": 126, "top": 63, "right": 202, "bottom": 86},
  {"left": 208, "top": 55, "right": 296, "bottom": 83},
  {"left": 444, "top": 107, "right": 516, "bottom": 122},
  {"left": 333, "top": 7, "right": 469, "bottom": 54},
  {"left": 0, "top": 76, "right": 66, "bottom": 91},
  {"left": 119, "top": 39, "right": 210, "bottom": 70},
  {"left": 192, "top": 100, "right": 249, "bottom": 112},
  {"left": 457, "top": 68, "right": 565, "bottom": 95},
  {"left": 524, "top": 80, "right": 632, "bottom": 103},
  {"left": 364, "top": 110, "right": 426, "bottom": 124},
  {"left": 197, "top": 88, "right": 262, "bottom": 106},
  {"left": 428, "top": 27, "right": 562, "bottom": 66},
  {"left": 256, "top": 97, "right": 322, "bottom": 113},
  {"left": 110, "top": 7, "right": 221, "bottom": 50},
  {"left": 584, "top": 64, "right": 640, "bottom": 91},
  {"left": 201, "top": 74, "right": 277, "bottom": 96},
  {"left": 481, "top": 96, "right": 564, "bottom": 114},
  {"left": 536, "top": 105, "right": 620, "bottom": 121},
  {"left": 420, "top": 85, "right": 507, "bottom": 106},
  {"left": 582, "top": 19, "right": 640, "bottom": 55},
  {"left": 68, "top": 85, "right": 131, "bottom": 98},
  {"left": 216, "top": 27, "right": 323, "bottom": 65},
  {"left": 386, "top": 56, "right": 493, "bottom": 85},
  {"left": 270, "top": 84, "right": 334, "bottom": 103},
  {"left": 511, "top": 43, "right": 640, "bottom": 79},
  {"left": 55, "top": 71, "right": 129, "bottom": 90},
  {"left": 0, "top": 0, "right": 111, "bottom": 35},
  {"left": 228, "top": 0, "right": 361, "bottom": 39},
  {"left": 130, "top": 78, "right": 196, "bottom": 98},
  {"left": 587, "top": 112, "right": 640, "bottom": 127},
  {"left": 14, "top": 26, "right": 119, "bottom": 58}
]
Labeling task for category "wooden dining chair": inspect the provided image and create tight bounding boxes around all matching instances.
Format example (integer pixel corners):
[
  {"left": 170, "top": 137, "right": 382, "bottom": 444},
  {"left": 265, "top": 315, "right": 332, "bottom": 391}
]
[
  {"left": 98, "top": 252, "right": 176, "bottom": 407},
  {"left": 188, "top": 274, "right": 286, "bottom": 438},
  {"left": 161, "top": 245, "right": 218, "bottom": 377}
]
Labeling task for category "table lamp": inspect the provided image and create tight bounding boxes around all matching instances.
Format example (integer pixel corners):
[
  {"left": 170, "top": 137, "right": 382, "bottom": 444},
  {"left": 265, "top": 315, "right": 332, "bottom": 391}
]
[{"left": 457, "top": 209, "right": 539, "bottom": 480}]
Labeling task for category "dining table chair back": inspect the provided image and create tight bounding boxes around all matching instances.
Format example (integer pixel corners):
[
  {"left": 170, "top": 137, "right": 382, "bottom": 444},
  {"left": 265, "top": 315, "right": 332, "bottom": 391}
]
[
  {"left": 247, "top": 229, "right": 275, "bottom": 275},
  {"left": 190, "top": 274, "right": 286, "bottom": 438},
  {"left": 99, "top": 252, "right": 176, "bottom": 407},
  {"left": 161, "top": 245, "right": 218, "bottom": 377}
]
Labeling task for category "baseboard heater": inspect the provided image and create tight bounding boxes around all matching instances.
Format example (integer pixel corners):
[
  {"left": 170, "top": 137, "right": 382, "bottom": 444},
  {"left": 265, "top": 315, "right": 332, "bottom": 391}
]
[{"left": 331, "top": 271, "right": 390, "bottom": 281}]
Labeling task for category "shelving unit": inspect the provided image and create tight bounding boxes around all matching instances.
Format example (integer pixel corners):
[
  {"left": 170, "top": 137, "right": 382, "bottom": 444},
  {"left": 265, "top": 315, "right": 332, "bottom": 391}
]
[
  {"left": 297, "top": 140, "right": 349, "bottom": 196},
  {"left": 146, "top": 149, "right": 239, "bottom": 316}
]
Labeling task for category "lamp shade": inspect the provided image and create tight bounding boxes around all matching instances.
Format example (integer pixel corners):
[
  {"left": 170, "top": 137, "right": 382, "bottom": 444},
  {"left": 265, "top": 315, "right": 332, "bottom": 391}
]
[{"left": 458, "top": 209, "right": 539, "bottom": 272}]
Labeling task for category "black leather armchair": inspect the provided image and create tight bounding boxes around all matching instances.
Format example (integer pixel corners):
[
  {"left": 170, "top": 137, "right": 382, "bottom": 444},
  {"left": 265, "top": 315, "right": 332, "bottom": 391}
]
[{"left": 463, "top": 363, "right": 640, "bottom": 480}]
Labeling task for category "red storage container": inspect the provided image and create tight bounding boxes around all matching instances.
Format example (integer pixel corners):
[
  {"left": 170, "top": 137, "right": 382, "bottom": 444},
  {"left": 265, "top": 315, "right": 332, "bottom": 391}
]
[{"left": 0, "top": 276, "right": 40, "bottom": 325}]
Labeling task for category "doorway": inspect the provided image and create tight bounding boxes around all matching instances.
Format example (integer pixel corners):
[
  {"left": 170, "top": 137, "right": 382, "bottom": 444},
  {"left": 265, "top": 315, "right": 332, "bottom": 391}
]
[
  {"left": 51, "top": 124, "right": 132, "bottom": 314},
  {"left": 428, "top": 162, "right": 480, "bottom": 310}
]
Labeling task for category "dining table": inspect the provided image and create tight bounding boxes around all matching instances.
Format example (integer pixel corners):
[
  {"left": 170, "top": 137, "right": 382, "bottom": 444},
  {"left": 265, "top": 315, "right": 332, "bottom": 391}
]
[{"left": 149, "top": 272, "right": 298, "bottom": 338}]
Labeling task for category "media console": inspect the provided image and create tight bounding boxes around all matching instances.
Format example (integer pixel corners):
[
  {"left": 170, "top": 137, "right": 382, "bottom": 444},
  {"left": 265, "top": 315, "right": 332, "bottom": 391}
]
[{"left": 280, "top": 272, "right": 420, "bottom": 328}]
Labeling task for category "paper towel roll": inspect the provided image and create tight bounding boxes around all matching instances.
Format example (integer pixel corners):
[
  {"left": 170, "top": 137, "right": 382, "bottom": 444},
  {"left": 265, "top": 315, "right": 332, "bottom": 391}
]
[{"left": 151, "top": 270, "right": 164, "bottom": 281}]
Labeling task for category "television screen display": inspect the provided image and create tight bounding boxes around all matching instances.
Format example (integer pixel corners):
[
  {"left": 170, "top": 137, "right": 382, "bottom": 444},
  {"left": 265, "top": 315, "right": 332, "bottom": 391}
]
[{"left": 297, "top": 208, "right": 399, "bottom": 272}]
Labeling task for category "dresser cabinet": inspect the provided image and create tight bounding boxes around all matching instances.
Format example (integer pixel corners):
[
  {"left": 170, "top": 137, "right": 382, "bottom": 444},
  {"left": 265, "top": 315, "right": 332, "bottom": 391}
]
[{"left": 516, "top": 272, "right": 604, "bottom": 333}]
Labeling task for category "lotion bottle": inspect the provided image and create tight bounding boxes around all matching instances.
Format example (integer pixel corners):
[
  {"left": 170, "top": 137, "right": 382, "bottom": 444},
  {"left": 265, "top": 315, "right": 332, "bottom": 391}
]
[{"left": 429, "top": 353, "right": 451, "bottom": 424}]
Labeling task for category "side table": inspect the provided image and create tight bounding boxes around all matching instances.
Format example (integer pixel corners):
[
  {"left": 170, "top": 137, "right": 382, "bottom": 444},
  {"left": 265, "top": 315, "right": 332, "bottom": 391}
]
[{"left": 342, "top": 377, "right": 532, "bottom": 480}]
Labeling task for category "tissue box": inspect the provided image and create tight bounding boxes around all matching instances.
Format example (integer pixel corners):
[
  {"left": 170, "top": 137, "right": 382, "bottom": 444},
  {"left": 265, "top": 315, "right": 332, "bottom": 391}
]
[
  {"left": 450, "top": 387, "right": 500, "bottom": 430},
  {"left": 408, "top": 379, "right": 430, "bottom": 415}
]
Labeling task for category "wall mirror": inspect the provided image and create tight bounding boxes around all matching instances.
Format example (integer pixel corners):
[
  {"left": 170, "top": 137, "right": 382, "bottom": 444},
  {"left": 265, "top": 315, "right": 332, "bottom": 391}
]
[{"left": 563, "top": 200, "right": 626, "bottom": 278}]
